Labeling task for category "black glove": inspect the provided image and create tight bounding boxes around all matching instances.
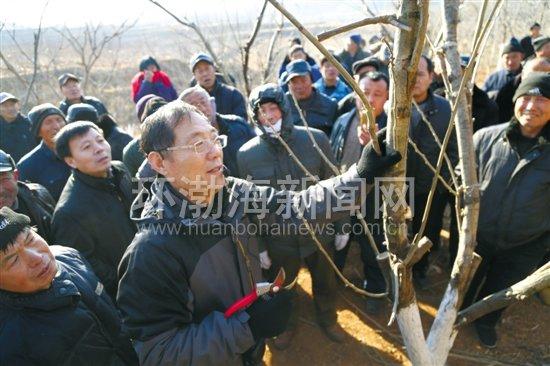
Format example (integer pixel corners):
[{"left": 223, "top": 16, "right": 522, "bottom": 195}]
[
  {"left": 246, "top": 291, "right": 292, "bottom": 341},
  {"left": 356, "top": 130, "right": 402, "bottom": 183}
]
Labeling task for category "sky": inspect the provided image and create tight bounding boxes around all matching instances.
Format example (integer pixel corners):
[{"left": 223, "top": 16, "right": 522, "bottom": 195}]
[{"left": 1, "top": 0, "right": 395, "bottom": 28}]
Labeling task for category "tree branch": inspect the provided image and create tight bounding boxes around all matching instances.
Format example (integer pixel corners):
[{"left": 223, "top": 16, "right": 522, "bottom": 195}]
[
  {"left": 456, "top": 263, "right": 550, "bottom": 327},
  {"left": 242, "top": 0, "right": 267, "bottom": 96},
  {"left": 317, "top": 14, "right": 411, "bottom": 42}
]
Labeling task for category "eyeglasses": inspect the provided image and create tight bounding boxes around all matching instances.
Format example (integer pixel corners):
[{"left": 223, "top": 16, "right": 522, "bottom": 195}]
[{"left": 163, "top": 134, "right": 227, "bottom": 155}]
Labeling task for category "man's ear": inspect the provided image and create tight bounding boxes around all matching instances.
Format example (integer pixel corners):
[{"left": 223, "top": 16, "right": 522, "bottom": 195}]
[
  {"left": 147, "top": 151, "right": 168, "bottom": 176},
  {"left": 64, "top": 156, "right": 77, "bottom": 170}
]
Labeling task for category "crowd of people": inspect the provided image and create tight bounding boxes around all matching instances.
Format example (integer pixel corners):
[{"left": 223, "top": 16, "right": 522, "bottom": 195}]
[{"left": 0, "top": 23, "right": 549, "bottom": 365}]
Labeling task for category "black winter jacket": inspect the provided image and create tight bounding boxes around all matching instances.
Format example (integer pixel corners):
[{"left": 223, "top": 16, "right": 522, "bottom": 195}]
[
  {"left": 51, "top": 162, "right": 136, "bottom": 298},
  {"left": 118, "top": 166, "right": 367, "bottom": 365},
  {"left": 15, "top": 181, "right": 55, "bottom": 242},
  {"left": 0, "top": 246, "right": 137, "bottom": 366},
  {"left": 209, "top": 80, "right": 248, "bottom": 121},
  {"left": 286, "top": 87, "right": 338, "bottom": 136},
  {"left": 475, "top": 121, "right": 550, "bottom": 251}
]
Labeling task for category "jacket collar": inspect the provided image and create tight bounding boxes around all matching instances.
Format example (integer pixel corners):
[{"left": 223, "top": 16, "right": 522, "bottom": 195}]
[
  {"left": 72, "top": 165, "right": 118, "bottom": 192},
  {"left": 505, "top": 118, "right": 550, "bottom": 148},
  {"left": 0, "top": 263, "right": 79, "bottom": 311}
]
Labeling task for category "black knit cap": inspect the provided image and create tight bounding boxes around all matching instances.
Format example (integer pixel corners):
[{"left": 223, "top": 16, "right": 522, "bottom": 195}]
[
  {"left": 513, "top": 72, "right": 550, "bottom": 103},
  {"left": 0, "top": 207, "right": 31, "bottom": 252},
  {"left": 28, "top": 103, "right": 65, "bottom": 138},
  {"left": 67, "top": 103, "right": 99, "bottom": 124},
  {"left": 501, "top": 37, "right": 524, "bottom": 55}
]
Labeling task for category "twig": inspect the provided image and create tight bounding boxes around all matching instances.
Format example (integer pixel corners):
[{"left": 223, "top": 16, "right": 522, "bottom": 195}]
[
  {"left": 288, "top": 92, "right": 381, "bottom": 257},
  {"left": 262, "top": 13, "right": 284, "bottom": 83},
  {"left": 148, "top": 0, "right": 234, "bottom": 87},
  {"left": 266, "top": 0, "right": 380, "bottom": 155},
  {"left": 242, "top": 1, "right": 267, "bottom": 96},
  {"left": 408, "top": 137, "right": 457, "bottom": 195},
  {"left": 317, "top": 14, "right": 411, "bottom": 42}
]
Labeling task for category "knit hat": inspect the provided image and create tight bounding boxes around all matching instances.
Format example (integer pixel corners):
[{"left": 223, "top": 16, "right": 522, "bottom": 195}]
[
  {"left": 532, "top": 36, "right": 550, "bottom": 52},
  {"left": 512, "top": 72, "right": 550, "bottom": 103},
  {"left": 501, "top": 37, "right": 524, "bottom": 55},
  {"left": 28, "top": 103, "right": 65, "bottom": 138},
  {"left": 66, "top": 103, "right": 99, "bottom": 123},
  {"left": 139, "top": 56, "right": 161, "bottom": 72},
  {"left": 135, "top": 94, "right": 157, "bottom": 121},
  {"left": 141, "top": 97, "right": 167, "bottom": 123},
  {"left": 0, "top": 207, "right": 31, "bottom": 252}
]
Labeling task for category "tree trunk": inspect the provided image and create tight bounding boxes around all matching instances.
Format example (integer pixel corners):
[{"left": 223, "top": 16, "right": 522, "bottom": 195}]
[
  {"left": 426, "top": 1, "right": 480, "bottom": 364},
  {"left": 384, "top": 0, "right": 431, "bottom": 364}
]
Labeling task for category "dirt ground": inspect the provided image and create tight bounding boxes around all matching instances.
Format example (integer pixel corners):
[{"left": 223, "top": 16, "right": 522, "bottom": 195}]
[{"left": 261, "top": 241, "right": 550, "bottom": 366}]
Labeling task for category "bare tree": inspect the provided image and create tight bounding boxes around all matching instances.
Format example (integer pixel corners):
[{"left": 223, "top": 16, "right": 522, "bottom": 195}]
[{"left": 55, "top": 20, "right": 136, "bottom": 91}]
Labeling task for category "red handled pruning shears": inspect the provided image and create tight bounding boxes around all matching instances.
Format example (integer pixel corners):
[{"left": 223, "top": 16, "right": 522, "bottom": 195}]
[{"left": 224, "top": 268, "right": 286, "bottom": 318}]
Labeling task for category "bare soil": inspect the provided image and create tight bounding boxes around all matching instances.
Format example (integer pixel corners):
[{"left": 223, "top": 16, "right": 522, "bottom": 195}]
[{"left": 262, "top": 242, "right": 550, "bottom": 365}]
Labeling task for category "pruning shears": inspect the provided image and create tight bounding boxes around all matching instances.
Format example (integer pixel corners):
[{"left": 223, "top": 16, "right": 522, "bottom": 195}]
[{"left": 224, "top": 268, "right": 286, "bottom": 318}]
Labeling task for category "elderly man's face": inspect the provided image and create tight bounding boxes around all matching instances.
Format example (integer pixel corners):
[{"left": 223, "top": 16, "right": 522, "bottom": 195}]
[
  {"left": 0, "top": 228, "right": 57, "bottom": 294},
  {"left": 183, "top": 92, "right": 214, "bottom": 122},
  {"left": 38, "top": 115, "right": 65, "bottom": 147},
  {"left": 155, "top": 112, "right": 225, "bottom": 205},
  {"left": 288, "top": 75, "right": 313, "bottom": 100},
  {"left": 503, "top": 52, "right": 523, "bottom": 72},
  {"left": 0, "top": 100, "right": 20, "bottom": 122},
  {"left": 193, "top": 61, "right": 217, "bottom": 91},
  {"left": 65, "top": 128, "right": 112, "bottom": 178},
  {"left": 514, "top": 94, "right": 550, "bottom": 136},
  {"left": 0, "top": 170, "right": 19, "bottom": 208},
  {"left": 61, "top": 80, "right": 82, "bottom": 101}
]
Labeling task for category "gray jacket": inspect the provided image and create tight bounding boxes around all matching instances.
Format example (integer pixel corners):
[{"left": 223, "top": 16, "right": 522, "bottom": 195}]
[
  {"left": 475, "top": 121, "right": 550, "bottom": 250},
  {"left": 237, "top": 115, "right": 341, "bottom": 258},
  {"left": 117, "top": 167, "right": 366, "bottom": 366}
]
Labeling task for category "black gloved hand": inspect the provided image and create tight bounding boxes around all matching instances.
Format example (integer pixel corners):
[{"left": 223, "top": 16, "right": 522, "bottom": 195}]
[
  {"left": 356, "top": 129, "right": 402, "bottom": 183},
  {"left": 246, "top": 290, "right": 292, "bottom": 341}
]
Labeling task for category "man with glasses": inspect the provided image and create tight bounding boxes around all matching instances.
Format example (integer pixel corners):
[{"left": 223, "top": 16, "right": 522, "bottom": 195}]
[{"left": 117, "top": 100, "right": 401, "bottom": 365}]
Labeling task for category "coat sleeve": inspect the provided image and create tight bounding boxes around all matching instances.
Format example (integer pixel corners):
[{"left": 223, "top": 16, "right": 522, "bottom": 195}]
[
  {"left": 245, "top": 165, "right": 369, "bottom": 228},
  {"left": 117, "top": 240, "right": 255, "bottom": 366},
  {"left": 51, "top": 211, "right": 118, "bottom": 296}
]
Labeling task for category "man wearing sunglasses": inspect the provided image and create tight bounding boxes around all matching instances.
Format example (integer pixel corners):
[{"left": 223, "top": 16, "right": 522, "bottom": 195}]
[{"left": 117, "top": 100, "right": 401, "bottom": 365}]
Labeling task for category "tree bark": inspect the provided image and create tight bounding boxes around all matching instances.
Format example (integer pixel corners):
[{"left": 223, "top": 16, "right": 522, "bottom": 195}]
[{"left": 384, "top": 0, "right": 431, "bottom": 364}]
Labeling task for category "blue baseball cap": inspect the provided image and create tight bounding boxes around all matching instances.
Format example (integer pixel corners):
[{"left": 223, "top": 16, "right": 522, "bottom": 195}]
[
  {"left": 283, "top": 59, "right": 311, "bottom": 84},
  {"left": 189, "top": 53, "right": 214, "bottom": 72}
]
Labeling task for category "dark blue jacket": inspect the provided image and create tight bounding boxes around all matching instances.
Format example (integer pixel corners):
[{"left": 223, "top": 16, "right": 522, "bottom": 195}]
[
  {"left": 59, "top": 96, "right": 108, "bottom": 117},
  {"left": 286, "top": 87, "right": 338, "bottom": 137},
  {"left": 0, "top": 246, "right": 137, "bottom": 366},
  {"left": 17, "top": 141, "right": 71, "bottom": 201},
  {"left": 209, "top": 80, "right": 248, "bottom": 121},
  {"left": 133, "top": 79, "right": 178, "bottom": 103},
  {"left": 482, "top": 68, "right": 521, "bottom": 95},
  {"left": 216, "top": 113, "right": 255, "bottom": 176},
  {"left": 0, "top": 113, "right": 37, "bottom": 162}
]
